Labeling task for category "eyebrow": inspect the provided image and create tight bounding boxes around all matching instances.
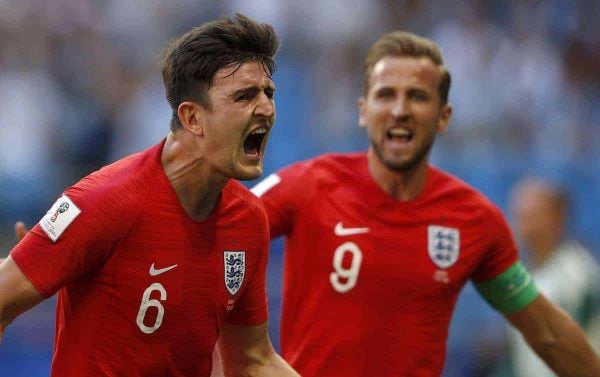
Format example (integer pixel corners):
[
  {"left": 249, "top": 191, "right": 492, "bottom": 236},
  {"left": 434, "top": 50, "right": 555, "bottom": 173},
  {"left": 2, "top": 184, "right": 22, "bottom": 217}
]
[
  {"left": 373, "top": 84, "right": 431, "bottom": 93},
  {"left": 231, "top": 86, "right": 257, "bottom": 98},
  {"left": 230, "top": 84, "right": 276, "bottom": 98}
]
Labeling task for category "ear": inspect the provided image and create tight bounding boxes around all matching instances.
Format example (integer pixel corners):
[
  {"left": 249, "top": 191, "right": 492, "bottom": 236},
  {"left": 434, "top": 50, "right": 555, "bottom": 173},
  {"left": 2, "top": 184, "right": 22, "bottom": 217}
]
[
  {"left": 437, "top": 103, "right": 452, "bottom": 135},
  {"left": 358, "top": 96, "right": 367, "bottom": 129},
  {"left": 177, "top": 102, "right": 205, "bottom": 136}
]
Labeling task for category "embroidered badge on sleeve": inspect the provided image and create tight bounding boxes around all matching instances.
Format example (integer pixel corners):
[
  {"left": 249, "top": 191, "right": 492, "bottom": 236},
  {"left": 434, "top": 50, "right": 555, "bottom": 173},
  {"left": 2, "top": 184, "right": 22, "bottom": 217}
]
[{"left": 39, "top": 194, "right": 81, "bottom": 242}]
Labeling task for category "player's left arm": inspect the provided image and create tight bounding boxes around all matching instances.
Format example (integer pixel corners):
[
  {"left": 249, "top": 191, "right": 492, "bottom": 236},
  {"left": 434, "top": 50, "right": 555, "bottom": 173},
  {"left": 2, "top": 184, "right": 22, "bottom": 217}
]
[
  {"left": 474, "top": 203, "right": 600, "bottom": 376},
  {"left": 507, "top": 294, "right": 600, "bottom": 377},
  {"left": 217, "top": 321, "right": 300, "bottom": 377},
  {"left": 475, "top": 261, "right": 600, "bottom": 377}
]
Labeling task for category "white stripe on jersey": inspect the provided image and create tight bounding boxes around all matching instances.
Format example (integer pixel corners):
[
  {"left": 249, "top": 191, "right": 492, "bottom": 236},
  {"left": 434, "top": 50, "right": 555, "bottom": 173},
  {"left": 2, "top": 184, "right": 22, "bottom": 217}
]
[{"left": 250, "top": 174, "right": 281, "bottom": 197}]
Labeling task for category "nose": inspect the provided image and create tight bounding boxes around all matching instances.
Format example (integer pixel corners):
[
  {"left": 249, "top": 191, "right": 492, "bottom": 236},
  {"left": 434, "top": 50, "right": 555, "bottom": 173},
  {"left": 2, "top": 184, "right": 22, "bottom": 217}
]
[
  {"left": 391, "top": 96, "right": 410, "bottom": 120},
  {"left": 255, "top": 92, "right": 275, "bottom": 119}
]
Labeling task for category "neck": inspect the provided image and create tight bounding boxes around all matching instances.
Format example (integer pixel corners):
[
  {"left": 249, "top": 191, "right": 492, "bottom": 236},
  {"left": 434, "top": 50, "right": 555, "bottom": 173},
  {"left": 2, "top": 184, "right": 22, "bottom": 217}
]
[
  {"left": 367, "top": 149, "right": 429, "bottom": 201},
  {"left": 161, "top": 131, "right": 229, "bottom": 221}
]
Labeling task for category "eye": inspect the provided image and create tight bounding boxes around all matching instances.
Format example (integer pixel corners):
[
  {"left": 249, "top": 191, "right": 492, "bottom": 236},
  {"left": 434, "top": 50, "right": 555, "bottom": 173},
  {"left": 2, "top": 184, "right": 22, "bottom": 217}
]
[
  {"left": 375, "top": 88, "right": 395, "bottom": 100},
  {"left": 234, "top": 87, "right": 261, "bottom": 102},
  {"left": 409, "top": 90, "right": 429, "bottom": 101},
  {"left": 264, "top": 87, "right": 275, "bottom": 100},
  {"left": 236, "top": 92, "right": 253, "bottom": 102}
]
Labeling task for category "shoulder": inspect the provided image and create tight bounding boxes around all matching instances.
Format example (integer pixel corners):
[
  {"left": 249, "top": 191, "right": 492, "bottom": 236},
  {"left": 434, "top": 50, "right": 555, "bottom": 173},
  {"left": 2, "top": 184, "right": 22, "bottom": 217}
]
[
  {"left": 429, "top": 166, "right": 504, "bottom": 219},
  {"left": 292, "top": 152, "right": 365, "bottom": 173},
  {"left": 277, "top": 152, "right": 366, "bottom": 183},
  {"left": 253, "top": 152, "right": 365, "bottom": 202},
  {"left": 66, "top": 144, "right": 161, "bottom": 219}
]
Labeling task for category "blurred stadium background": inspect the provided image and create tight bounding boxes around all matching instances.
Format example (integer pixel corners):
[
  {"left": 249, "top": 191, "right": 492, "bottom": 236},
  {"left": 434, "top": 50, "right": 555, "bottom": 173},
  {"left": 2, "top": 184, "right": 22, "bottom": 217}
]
[{"left": 0, "top": 1, "right": 598, "bottom": 376}]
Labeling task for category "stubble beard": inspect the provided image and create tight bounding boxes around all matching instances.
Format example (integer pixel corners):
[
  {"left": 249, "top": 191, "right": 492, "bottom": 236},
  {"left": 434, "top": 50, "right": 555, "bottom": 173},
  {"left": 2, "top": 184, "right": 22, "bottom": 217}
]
[
  {"left": 234, "top": 164, "right": 263, "bottom": 181},
  {"left": 371, "top": 136, "right": 435, "bottom": 173},
  {"left": 222, "top": 119, "right": 267, "bottom": 182}
]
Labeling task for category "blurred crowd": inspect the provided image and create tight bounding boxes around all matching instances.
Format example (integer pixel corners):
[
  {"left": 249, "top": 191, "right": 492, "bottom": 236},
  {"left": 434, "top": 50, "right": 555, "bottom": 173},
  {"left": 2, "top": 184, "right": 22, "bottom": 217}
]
[{"left": 0, "top": 1, "right": 598, "bottom": 376}]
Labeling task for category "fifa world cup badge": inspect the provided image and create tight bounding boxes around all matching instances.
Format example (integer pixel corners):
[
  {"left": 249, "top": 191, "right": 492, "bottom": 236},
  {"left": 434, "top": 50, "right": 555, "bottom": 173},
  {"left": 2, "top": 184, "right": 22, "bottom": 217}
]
[{"left": 40, "top": 194, "right": 81, "bottom": 242}]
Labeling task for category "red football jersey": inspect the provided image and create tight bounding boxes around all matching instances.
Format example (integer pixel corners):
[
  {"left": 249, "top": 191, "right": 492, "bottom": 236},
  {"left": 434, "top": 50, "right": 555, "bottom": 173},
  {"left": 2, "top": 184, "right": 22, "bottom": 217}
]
[
  {"left": 11, "top": 141, "right": 269, "bottom": 377},
  {"left": 254, "top": 153, "right": 518, "bottom": 377}
]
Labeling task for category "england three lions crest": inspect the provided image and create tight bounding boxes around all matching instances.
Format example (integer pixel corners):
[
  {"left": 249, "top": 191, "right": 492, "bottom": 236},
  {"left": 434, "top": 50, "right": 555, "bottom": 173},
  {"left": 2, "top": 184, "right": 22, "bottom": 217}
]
[
  {"left": 428, "top": 225, "right": 460, "bottom": 269},
  {"left": 224, "top": 251, "right": 245, "bottom": 295}
]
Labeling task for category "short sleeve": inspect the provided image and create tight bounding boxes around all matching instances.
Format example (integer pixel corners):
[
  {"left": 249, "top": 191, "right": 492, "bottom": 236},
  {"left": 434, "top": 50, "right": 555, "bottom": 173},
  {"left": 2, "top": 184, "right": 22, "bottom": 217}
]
[
  {"left": 471, "top": 204, "right": 519, "bottom": 282},
  {"left": 226, "top": 211, "right": 270, "bottom": 326},
  {"left": 251, "top": 162, "right": 310, "bottom": 238},
  {"left": 10, "top": 179, "right": 141, "bottom": 297}
]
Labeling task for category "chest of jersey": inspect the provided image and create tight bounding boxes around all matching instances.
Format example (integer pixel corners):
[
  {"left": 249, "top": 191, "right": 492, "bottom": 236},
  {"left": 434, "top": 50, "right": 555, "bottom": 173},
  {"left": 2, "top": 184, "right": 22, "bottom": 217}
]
[
  {"left": 286, "top": 186, "right": 489, "bottom": 310},
  {"left": 80, "top": 204, "right": 262, "bottom": 357}
]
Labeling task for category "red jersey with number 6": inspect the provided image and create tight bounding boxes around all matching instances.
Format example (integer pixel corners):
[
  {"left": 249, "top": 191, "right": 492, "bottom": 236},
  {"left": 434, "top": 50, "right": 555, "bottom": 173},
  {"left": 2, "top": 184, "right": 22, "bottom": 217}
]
[
  {"left": 11, "top": 140, "right": 269, "bottom": 377},
  {"left": 253, "top": 152, "right": 518, "bottom": 377}
]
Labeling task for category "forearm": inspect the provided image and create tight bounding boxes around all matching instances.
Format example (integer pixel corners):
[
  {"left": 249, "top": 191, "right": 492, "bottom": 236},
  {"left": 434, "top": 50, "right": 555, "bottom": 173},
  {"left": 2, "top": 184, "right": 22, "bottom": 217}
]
[
  {"left": 517, "top": 299, "right": 600, "bottom": 376},
  {"left": 533, "top": 310, "right": 600, "bottom": 376},
  {"left": 0, "top": 256, "right": 45, "bottom": 342}
]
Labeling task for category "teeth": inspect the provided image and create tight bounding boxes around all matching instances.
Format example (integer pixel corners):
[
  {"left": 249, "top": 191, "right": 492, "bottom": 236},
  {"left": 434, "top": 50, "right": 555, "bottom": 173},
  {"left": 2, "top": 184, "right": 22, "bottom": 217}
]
[
  {"left": 388, "top": 128, "right": 410, "bottom": 137},
  {"left": 251, "top": 127, "right": 267, "bottom": 135}
]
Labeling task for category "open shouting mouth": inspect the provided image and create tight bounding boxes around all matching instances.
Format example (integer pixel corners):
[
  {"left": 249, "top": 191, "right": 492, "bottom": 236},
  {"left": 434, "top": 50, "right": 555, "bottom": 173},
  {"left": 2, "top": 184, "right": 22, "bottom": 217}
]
[
  {"left": 243, "top": 125, "right": 269, "bottom": 160},
  {"left": 387, "top": 127, "right": 413, "bottom": 143}
]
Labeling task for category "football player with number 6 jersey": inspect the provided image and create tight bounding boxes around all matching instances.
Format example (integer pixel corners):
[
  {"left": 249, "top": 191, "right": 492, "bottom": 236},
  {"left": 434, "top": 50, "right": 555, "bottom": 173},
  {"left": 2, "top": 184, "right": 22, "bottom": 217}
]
[
  {"left": 0, "top": 14, "right": 299, "bottom": 377},
  {"left": 252, "top": 31, "right": 600, "bottom": 377}
]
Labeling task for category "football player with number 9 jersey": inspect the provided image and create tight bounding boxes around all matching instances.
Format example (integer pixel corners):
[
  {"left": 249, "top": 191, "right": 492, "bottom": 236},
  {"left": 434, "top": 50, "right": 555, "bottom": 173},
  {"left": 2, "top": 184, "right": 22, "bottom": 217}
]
[{"left": 252, "top": 31, "right": 600, "bottom": 377}]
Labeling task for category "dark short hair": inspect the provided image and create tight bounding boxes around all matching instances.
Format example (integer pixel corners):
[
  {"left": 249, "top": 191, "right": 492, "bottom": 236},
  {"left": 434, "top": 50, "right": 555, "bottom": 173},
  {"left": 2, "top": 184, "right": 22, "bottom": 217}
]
[
  {"left": 363, "top": 31, "right": 451, "bottom": 105},
  {"left": 160, "top": 13, "right": 279, "bottom": 130}
]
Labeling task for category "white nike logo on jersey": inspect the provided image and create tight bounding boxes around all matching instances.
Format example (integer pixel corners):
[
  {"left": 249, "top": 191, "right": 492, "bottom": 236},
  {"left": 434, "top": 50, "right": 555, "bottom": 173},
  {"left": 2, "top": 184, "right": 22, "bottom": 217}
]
[
  {"left": 149, "top": 263, "right": 178, "bottom": 276},
  {"left": 334, "top": 222, "right": 370, "bottom": 236}
]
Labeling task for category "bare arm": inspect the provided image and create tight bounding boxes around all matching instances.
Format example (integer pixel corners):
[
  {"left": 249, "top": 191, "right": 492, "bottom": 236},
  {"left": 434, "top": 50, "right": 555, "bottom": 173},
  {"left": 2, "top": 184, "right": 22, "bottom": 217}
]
[
  {"left": 0, "top": 256, "right": 45, "bottom": 342},
  {"left": 507, "top": 293, "right": 600, "bottom": 377},
  {"left": 218, "top": 322, "right": 300, "bottom": 377}
]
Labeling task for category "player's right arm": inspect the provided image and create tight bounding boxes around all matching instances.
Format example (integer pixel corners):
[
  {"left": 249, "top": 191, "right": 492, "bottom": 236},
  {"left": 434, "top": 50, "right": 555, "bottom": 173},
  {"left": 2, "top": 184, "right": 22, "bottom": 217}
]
[
  {"left": 0, "top": 178, "right": 139, "bottom": 343},
  {"left": 0, "top": 222, "right": 41, "bottom": 342},
  {"left": 0, "top": 256, "right": 44, "bottom": 343}
]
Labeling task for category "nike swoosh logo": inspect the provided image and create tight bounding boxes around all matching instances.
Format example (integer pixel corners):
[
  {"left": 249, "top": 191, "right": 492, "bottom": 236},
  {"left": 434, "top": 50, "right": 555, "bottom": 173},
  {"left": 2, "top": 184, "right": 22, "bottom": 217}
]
[
  {"left": 334, "top": 222, "right": 370, "bottom": 236},
  {"left": 149, "top": 263, "right": 178, "bottom": 276}
]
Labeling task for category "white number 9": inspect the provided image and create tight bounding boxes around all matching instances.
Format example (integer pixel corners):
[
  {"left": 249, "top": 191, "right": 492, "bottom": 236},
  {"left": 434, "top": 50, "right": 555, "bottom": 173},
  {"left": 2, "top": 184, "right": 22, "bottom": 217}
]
[
  {"left": 330, "top": 241, "right": 363, "bottom": 293},
  {"left": 136, "top": 282, "right": 167, "bottom": 334}
]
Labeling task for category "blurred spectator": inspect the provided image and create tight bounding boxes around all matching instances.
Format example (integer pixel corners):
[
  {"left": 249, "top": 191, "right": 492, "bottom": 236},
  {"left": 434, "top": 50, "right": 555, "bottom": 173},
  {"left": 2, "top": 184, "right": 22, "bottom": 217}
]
[{"left": 493, "top": 177, "right": 600, "bottom": 377}]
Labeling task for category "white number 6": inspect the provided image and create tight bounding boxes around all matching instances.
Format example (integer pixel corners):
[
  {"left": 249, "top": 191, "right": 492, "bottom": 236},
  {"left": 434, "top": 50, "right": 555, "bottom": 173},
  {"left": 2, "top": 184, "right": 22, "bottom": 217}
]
[
  {"left": 136, "top": 282, "right": 167, "bottom": 334},
  {"left": 330, "top": 241, "right": 363, "bottom": 293}
]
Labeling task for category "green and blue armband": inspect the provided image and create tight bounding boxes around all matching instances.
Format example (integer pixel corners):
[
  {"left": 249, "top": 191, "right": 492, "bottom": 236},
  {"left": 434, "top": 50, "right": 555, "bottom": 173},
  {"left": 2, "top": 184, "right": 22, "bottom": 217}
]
[{"left": 474, "top": 261, "right": 539, "bottom": 315}]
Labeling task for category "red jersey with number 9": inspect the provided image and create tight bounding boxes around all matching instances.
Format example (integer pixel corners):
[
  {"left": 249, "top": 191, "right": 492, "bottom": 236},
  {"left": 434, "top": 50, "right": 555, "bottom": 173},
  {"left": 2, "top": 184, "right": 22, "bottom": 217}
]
[
  {"left": 253, "top": 152, "right": 518, "bottom": 377},
  {"left": 11, "top": 140, "right": 269, "bottom": 377}
]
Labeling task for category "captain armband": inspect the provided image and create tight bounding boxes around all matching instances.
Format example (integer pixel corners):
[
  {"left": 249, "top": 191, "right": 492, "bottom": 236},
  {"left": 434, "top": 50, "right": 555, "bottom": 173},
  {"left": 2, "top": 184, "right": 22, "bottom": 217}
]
[{"left": 474, "top": 261, "right": 539, "bottom": 315}]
